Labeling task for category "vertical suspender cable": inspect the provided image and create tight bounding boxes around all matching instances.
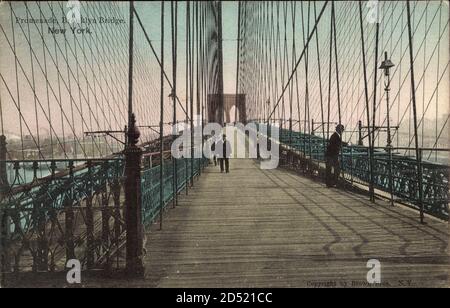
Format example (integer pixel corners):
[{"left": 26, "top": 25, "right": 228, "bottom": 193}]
[
  {"left": 217, "top": 2, "right": 224, "bottom": 126},
  {"left": 235, "top": 1, "right": 242, "bottom": 123},
  {"left": 435, "top": 2, "right": 442, "bottom": 162},
  {"left": 171, "top": 1, "right": 178, "bottom": 207},
  {"left": 200, "top": 2, "right": 205, "bottom": 165},
  {"left": 127, "top": 1, "right": 134, "bottom": 130},
  {"left": 289, "top": 2, "right": 295, "bottom": 145},
  {"left": 372, "top": 15, "right": 380, "bottom": 159},
  {"left": 406, "top": 1, "right": 424, "bottom": 223},
  {"left": 358, "top": 1, "right": 375, "bottom": 202},
  {"left": 159, "top": 1, "right": 165, "bottom": 230},
  {"left": 189, "top": 1, "right": 194, "bottom": 186},
  {"left": 10, "top": 6, "right": 25, "bottom": 161},
  {"left": 195, "top": 1, "right": 201, "bottom": 176},
  {"left": 332, "top": 1, "right": 343, "bottom": 177},
  {"left": 185, "top": 1, "right": 189, "bottom": 195},
  {"left": 326, "top": 3, "right": 333, "bottom": 141},
  {"left": 371, "top": 6, "right": 381, "bottom": 197},
  {"left": 314, "top": 2, "right": 326, "bottom": 151},
  {"left": 332, "top": 1, "right": 342, "bottom": 127}
]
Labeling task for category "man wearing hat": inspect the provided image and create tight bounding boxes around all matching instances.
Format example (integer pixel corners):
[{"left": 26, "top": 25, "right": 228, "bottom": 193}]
[
  {"left": 215, "top": 134, "right": 232, "bottom": 173},
  {"left": 325, "top": 124, "right": 344, "bottom": 187}
]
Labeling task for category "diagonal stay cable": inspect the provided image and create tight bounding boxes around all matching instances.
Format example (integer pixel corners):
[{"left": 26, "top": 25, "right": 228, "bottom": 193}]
[{"left": 133, "top": 7, "right": 189, "bottom": 121}]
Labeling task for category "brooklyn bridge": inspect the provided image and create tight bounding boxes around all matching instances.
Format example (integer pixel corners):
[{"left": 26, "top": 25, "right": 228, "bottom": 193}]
[{"left": 0, "top": 1, "right": 448, "bottom": 288}]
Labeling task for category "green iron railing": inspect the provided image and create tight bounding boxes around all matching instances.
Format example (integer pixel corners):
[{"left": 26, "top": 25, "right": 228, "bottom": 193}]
[
  {"left": 277, "top": 127, "right": 449, "bottom": 221},
  {"left": 0, "top": 153, "right": 210, "bottom": 276},
  {"left": 0, "top": 159, "right": 125, "bottom": 274},
  {"left": 141, "top": 158, "right": 208, "bottom": 226}
]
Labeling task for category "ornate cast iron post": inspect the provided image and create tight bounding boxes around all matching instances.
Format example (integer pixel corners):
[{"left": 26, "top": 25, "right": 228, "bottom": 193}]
[
  {"left": 125, "top": 114, "right": 144, "bottom": 276},
  {"left": 358, "top": 121, "right": 363, "bottom": 146},
  {"left": 125, "top": 0, "right": 144, "bottom": 277}
]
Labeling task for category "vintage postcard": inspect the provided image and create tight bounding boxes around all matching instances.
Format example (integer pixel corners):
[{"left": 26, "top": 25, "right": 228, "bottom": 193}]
[{"left": 0, "top": 0, "right": 448, "bottom": 293}]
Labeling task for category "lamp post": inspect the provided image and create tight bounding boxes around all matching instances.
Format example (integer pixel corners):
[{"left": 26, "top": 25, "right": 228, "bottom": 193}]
[
  {"left": 379, "top": 51, "right": 395, "bottom": 149},
  {"left": 379, "top": 51, "right": 395, "bottom": 206}
]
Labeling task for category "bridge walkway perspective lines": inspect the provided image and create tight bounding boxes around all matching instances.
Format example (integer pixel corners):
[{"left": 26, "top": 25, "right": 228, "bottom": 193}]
[
  {"left": 140, "top": 159, "right": 449, "bottom": 288},
  {"left": 5, "top": 158, "right": 448, "bottom": 288}
]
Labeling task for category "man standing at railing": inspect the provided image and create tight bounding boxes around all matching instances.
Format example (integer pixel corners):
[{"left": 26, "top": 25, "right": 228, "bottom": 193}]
[{"left": 325, "top": 124, "right": 345, "bottom": 187}]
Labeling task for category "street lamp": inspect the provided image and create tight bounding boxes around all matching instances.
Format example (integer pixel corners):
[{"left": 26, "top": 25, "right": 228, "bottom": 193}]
[
  {"left": 379, "top": 51, "right": 395, "bottom": 206},
  {"left": 379, "top": 51, "right": 395, "bottom": 148}
]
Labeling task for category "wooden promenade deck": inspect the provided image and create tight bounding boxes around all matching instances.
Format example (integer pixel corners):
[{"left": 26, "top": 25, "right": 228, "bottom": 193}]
[
  {"left": 140, "top": 159, "right": 449, "bottom": 288},
  {"left": 5, "top": 159, "right": 449, "bottom": 288}
]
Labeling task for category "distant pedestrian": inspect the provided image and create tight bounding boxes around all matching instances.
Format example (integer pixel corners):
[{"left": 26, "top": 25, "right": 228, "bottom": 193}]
[
  {"left": 325, "top": 124, "right": 344, "bottom": 187},
  {"left": 215, "top": 134, "right": 231, "bottom": 173},
  {"left": 211, "top": 137, "right": 217, "bottom": 166}
]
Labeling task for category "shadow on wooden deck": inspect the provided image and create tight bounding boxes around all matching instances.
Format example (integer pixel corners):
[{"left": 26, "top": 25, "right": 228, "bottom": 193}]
[
  {"left": 3, "top": 159, "right": 448, "bottom": 288},
  {"left": 141, "top": 159, "right": 448, "bottom": 288}
]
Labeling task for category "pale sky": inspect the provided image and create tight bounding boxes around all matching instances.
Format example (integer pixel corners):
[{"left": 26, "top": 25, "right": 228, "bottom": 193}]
[{"left": 0, "top": 1, "right": 448, "bottom": 151}]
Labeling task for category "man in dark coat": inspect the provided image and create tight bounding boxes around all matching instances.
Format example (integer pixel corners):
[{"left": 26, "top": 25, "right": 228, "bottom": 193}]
[
  {"left": 325, "top": 124, "right": 344, "bottom": 187},
  {"left": 215, "top": 134, "right": 232, "bottom": 173}
]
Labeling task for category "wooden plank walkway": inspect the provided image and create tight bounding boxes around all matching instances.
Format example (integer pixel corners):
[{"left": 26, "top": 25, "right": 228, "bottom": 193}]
[
  {"left": 5, "top": 159, "right": 448, "bottom": 288},
  {"left": 140, "top": 159, "right": 449, "bottom": 288}
]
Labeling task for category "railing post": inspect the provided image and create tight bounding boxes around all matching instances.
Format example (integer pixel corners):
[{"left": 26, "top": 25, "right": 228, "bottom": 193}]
[
  {"left": 388, "top": 146, "right": 394, "bottom": 206},
  {"left": 65, "top": 161, "right": 75, "bottom": 262},
  {"left": 124, "top": 114, "right": 144, "bottom": 277},
  {"left": 358, "top": 121, "right": 363, "bottom": 146},
  {"left": 86, "top": 161, "right": 95, "bottom": 269},
  {"left": 125, "top": 0, "right": 144, "bottom": 276},
  {"left": 113, "top": 169, "right": 122, "bottom": 269},
  {"left": 101, "top": 163, "right": 111, "bottom": 271},
  {"left": 0, "top": 135, "right": 10, "bottom": 281},
  {"left": 49, "top": 162, "right": 56, "bottom": 272},
  {"left": 173, "top": 157, "right": 177, "bottom": 208},
  {"left": 35, "top": 161, "right": 48, "bottom": 272},
  {"left": 418, "top": 149, "right": 424, "bottom": 223},
  {"left": 0, "top": 136, "right": 8, "bottom": 191},
  {"left": 0, "top": 209, "right": 8, "bottom": 283},
  {"left": 350, "top": 146, "right": 354, "bottom": 185},
  {"left": 38, "top": 211, "right": 48, "bottom": 272}
]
